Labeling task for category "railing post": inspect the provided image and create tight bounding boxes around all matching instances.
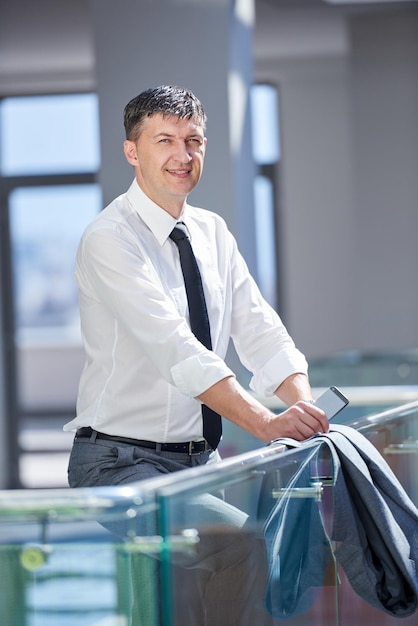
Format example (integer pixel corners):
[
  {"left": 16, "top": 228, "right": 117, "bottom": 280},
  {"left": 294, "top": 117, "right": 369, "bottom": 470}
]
[{"left": 0, "top": 202, "right": 21, "bottom": 488}]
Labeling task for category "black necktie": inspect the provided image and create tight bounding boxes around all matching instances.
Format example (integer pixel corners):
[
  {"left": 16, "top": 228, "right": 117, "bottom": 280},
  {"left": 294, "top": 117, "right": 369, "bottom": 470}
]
[{"left": 170, "top": 224, "right": 222, "bottom": 450}]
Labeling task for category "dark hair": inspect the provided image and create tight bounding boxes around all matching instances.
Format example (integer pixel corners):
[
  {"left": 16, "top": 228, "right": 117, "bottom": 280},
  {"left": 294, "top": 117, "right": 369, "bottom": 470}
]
[{"left": 123, "top": 85, "right": 207, "bottom": 141}]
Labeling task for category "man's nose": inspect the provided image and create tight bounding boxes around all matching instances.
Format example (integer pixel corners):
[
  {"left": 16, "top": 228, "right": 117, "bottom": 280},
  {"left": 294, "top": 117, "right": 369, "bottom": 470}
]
[{"left": 173, "top": 141, "right": 192, "bottom": 162}]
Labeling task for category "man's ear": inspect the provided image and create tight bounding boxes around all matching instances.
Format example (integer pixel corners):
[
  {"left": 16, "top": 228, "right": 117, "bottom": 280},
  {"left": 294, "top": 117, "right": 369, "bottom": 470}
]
[{"left": 123, "top": 140, "right": 138, "bottom": 166}]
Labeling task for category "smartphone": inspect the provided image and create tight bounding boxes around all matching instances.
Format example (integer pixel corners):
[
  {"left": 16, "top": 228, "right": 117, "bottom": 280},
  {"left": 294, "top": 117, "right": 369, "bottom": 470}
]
[{"left": 314, "top": 386, "right": 349, "bottom": 420}]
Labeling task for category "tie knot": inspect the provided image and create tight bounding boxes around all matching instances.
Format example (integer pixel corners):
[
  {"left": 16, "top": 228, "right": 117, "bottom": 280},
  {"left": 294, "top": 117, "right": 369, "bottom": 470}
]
[{"left": 169, "top": 223, "right": 189, "bottom": 244}]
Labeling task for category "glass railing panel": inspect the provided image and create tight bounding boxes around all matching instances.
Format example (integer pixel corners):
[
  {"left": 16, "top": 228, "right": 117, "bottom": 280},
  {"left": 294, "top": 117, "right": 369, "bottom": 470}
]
[
  {"left": 2, "top": 399, "right": 418, "bottom": 626},
  {"left": 349, "top": 400, "right": 418, "bottom": 508},
  {"left": 152, "top": 401, "right": 418, "bottom": 626},
  {"left": 1, "top": 542, "right": 124, "bottom": 626},
  {"left": 152, "top": 440, "right": 338, "bottom": 626},
  {"left": 0, "top": 484, "right": 165, "bottom": 626},
  {"left": 0, "top": 442, "right": 338, "bottom": 626},
  {"left": 327, "top": 401, "right": 418, "bottom": 626}
]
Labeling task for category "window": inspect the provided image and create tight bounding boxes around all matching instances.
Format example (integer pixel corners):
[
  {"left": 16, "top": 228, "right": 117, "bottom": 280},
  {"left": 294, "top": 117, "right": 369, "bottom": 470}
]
[
  {"left": 10, "top": 185, "right": 101, "bottom": 339},
  {"left": 0, "top": 94, "right": 100, "bottom": 175},
  {"left": 1, "top": 93, "right": 101, "bottom": 340},
  {"left": 250, "top": 84, "right": 280, "bottom": 310},
  {"left": 0, "top": 94, "right": 101, "bottom": 423},
  {"left": 251, "top": 84, "right": 280, "bottom": 166}
]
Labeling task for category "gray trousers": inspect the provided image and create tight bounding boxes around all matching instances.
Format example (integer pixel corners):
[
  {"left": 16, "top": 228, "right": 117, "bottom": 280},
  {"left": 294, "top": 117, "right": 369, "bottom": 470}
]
[{"left": 68, "top": 434, "right": 276, "bottom": 626}]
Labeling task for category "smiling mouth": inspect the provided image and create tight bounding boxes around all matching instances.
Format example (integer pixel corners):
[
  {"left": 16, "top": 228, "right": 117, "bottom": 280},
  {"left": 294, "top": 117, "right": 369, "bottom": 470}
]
[{"left": 167, "top": 169, "right": 191, "bottom": 176}]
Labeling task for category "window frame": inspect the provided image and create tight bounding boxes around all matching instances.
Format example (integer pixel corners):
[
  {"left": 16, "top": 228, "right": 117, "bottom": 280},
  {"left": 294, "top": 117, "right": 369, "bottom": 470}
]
[{"left": 0, "top": 93, "right": 100, "bottom": 487}]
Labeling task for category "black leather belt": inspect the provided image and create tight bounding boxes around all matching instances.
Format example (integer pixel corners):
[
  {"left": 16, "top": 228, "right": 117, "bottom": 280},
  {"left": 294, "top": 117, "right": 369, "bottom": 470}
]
[{"left": 75, "top": 427, "right": 212, "bottom": 454}]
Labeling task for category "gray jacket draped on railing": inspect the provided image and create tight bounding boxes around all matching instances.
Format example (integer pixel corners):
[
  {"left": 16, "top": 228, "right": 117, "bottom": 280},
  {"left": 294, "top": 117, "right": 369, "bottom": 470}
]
[{"left": 262, "top": 424, "right": 418, "bottom": 619}]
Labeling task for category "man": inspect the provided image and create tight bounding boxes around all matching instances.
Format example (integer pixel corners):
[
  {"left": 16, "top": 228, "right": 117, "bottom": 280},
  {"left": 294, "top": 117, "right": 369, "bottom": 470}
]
[{"left": 65, "top": 85, "right": 328, "bottom": 624}]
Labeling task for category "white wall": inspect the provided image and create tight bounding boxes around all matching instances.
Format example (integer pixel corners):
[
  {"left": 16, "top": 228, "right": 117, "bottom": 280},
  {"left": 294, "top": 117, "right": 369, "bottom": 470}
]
[
  {"left": 255, "top": 8, "right": 418, "bottom": 359},
  {"left": 350, "top": 12, "right": 418, "bottom": 352}
]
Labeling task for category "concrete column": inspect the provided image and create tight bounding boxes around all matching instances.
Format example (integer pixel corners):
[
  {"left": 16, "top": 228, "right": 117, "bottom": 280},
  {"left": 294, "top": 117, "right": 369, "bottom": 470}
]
[{"left": 90, "top": 0, "right": 257, "bottom": 277}]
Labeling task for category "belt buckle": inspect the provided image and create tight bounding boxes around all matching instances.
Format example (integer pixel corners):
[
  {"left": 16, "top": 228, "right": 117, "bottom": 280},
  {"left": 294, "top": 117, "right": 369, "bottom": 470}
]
[{"left": 188, "top": 439, "right": 207, "bottom": 455}]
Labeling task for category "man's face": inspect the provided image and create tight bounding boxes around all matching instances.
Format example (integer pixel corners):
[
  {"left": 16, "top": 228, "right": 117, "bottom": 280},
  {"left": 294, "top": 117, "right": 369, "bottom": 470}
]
[{"left": 124, "top": 113, "right": 207, "bottom": 216}]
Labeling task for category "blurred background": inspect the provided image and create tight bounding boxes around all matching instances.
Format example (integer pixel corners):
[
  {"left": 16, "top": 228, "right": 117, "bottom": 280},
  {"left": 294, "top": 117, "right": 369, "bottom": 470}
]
[{"left": 1, "top": 0, "right": 418, "bottom": 488}]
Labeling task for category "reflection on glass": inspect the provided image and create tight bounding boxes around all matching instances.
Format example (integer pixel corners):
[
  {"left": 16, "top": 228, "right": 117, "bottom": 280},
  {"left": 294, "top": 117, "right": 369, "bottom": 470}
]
[
  {"left": 0, "top": 440, "right": 337, "bottom": 625},
  {"left": 9, "top": 185, "right": 101, "bottom": 340}
]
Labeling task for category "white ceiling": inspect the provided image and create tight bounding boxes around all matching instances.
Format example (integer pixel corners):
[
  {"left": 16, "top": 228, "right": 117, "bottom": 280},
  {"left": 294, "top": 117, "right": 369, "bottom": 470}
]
[{"left": 0, "top": 0, "right": 417, "bottom": 95}]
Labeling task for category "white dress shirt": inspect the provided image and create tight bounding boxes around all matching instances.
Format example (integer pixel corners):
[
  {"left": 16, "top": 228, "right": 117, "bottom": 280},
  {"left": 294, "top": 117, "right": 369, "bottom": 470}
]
[{"left": 64, "top": 179, "right": 308, "bottom": 442}]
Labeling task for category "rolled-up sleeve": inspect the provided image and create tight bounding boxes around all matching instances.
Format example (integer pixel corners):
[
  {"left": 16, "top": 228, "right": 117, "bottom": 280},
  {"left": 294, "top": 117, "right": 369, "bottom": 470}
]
[
  {"left": 171, "top": 353, "right": 234, "bottom": 398},
  {"left": 249, "top": 348, "right": 308, "bottom": 397}
]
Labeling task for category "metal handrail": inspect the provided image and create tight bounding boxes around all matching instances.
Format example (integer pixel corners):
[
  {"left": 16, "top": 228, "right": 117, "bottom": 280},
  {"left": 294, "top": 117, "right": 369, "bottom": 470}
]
[
  {"left": 347, "top": 399, "right": 418, "bottom": 433},
  {"left": 1, "top": 400, "right": 417, "bottom": 522}
]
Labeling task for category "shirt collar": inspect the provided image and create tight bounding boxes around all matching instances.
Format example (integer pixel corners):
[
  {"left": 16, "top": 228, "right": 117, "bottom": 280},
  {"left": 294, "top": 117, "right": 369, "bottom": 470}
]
[{"left": 126, "top": 179, "right": 189, "bottom": 246}]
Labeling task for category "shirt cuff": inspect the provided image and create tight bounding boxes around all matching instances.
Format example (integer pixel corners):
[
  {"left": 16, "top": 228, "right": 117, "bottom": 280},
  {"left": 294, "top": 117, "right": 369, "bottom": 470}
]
[
  {"left": 249, "top": 348, "right": 309, "bottom": 398},
  {"left": 171, "top": 353, "right": 234, "bottom": 398}
]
